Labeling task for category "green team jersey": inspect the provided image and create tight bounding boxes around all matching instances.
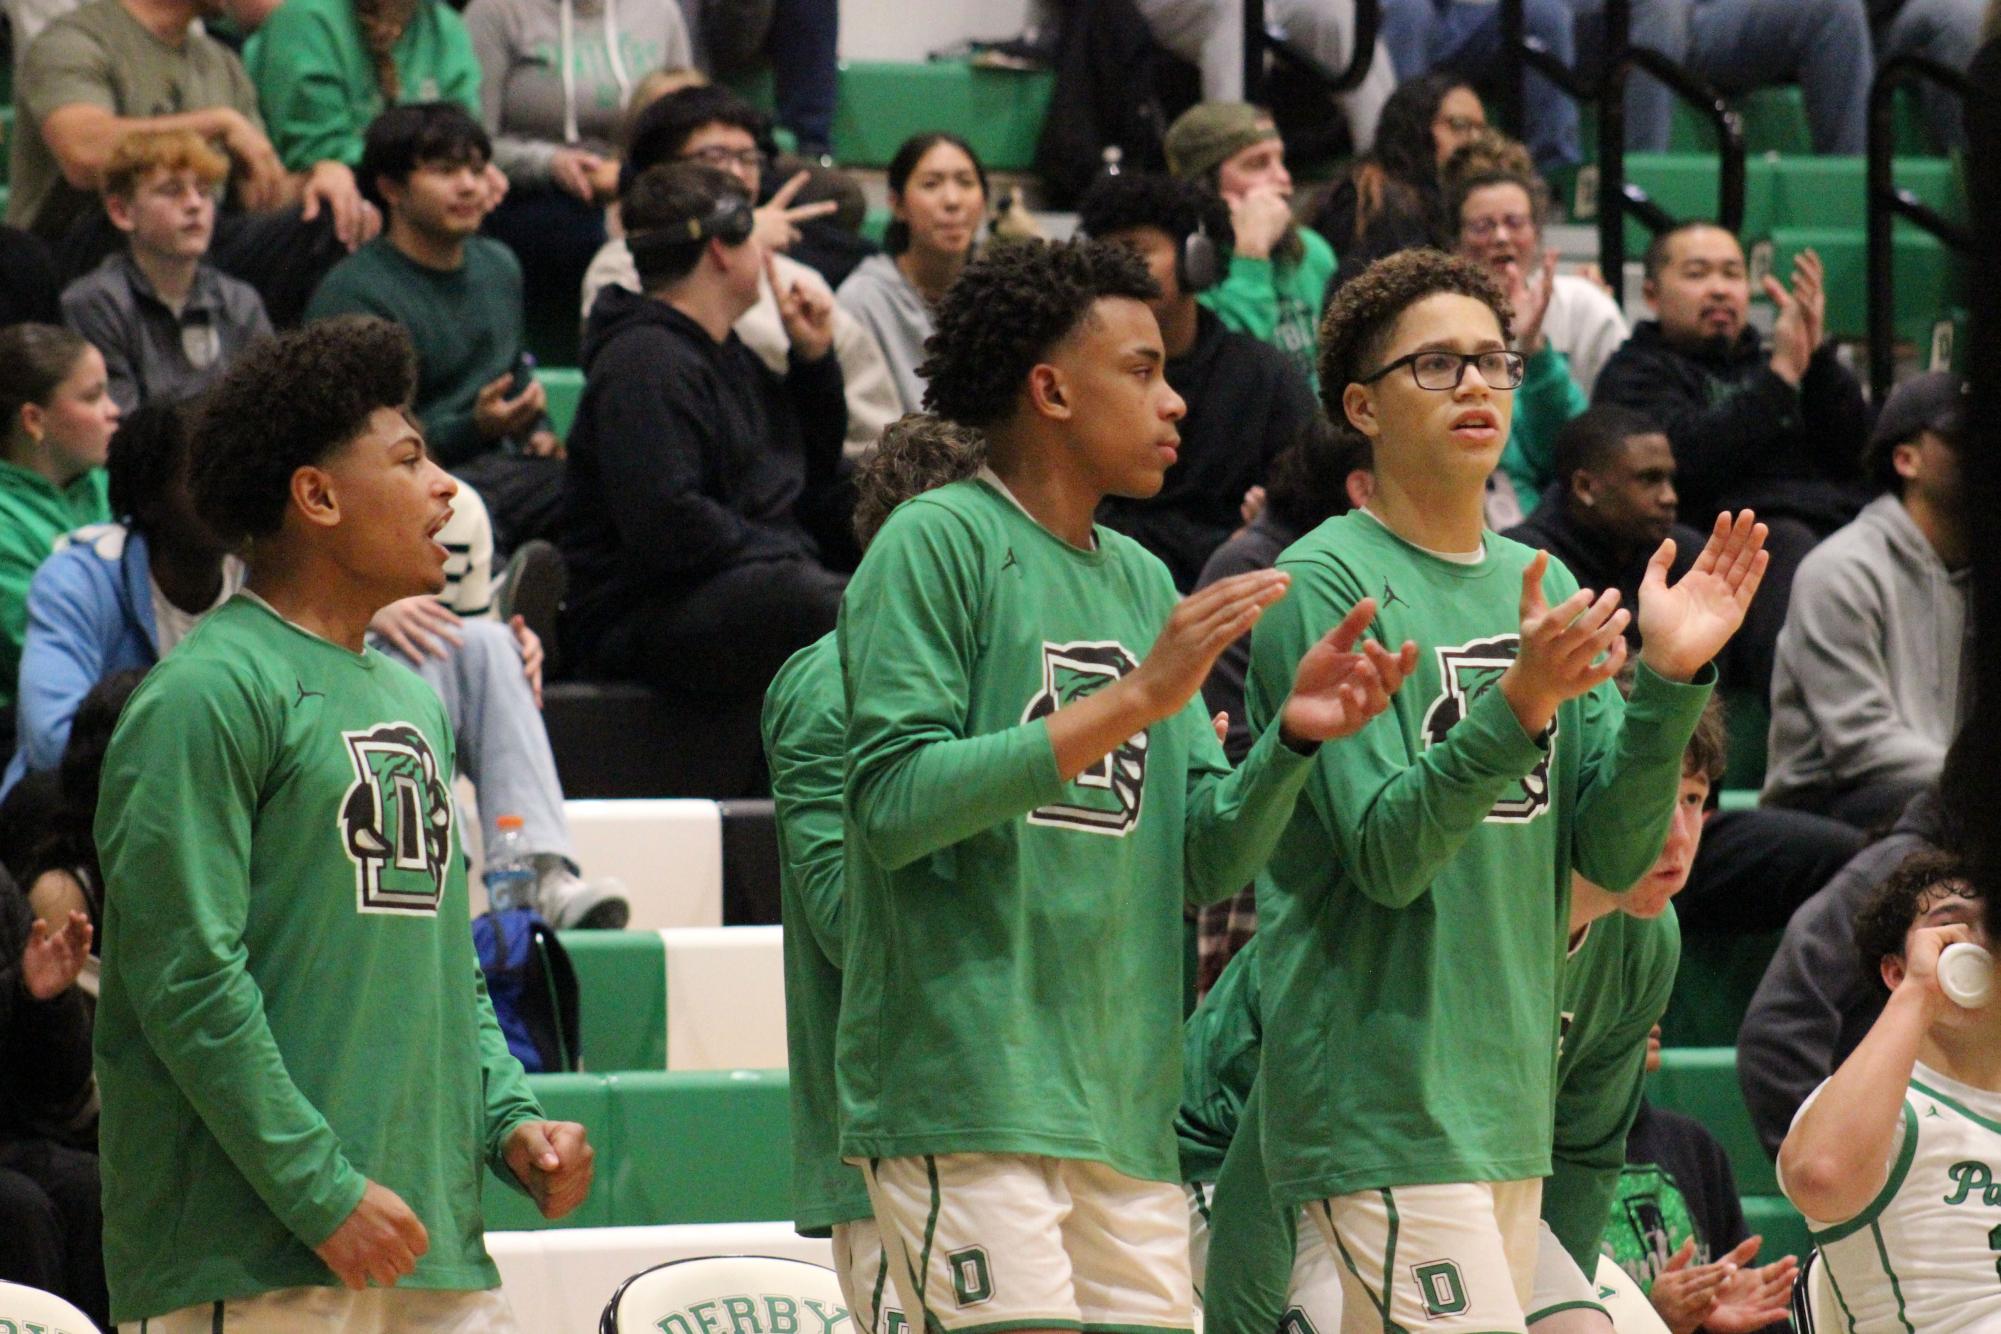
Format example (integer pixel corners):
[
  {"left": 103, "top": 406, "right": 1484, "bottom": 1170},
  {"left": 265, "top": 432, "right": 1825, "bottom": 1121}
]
[
  {"left": 836, "top": 475, "right": 1315, "bottom": 1182},
  {"left": 1245, "top": 511, "right": 1712, "bottom": 1206},
  {"left": 1178, "top": 936, "right": 1264, "bottom": 1185},
  {"left": 1544, "top": 907, "right": 1682, "bottom": 1271},
  {"left": 763, "top": 632, "right": 873, "bottom": 1236},
  {"left": 93, "top": 595, "right": 542, "bottom": 1324}
]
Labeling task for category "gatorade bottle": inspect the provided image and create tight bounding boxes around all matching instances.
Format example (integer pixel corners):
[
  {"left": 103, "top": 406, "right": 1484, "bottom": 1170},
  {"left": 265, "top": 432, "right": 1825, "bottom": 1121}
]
[{"left": 483, "top": 815, "right": 536, "bottom": 912}]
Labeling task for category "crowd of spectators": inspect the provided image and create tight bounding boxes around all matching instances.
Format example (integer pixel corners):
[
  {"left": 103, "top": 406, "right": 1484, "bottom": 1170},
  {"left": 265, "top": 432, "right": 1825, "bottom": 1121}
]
[{"left": 0, "top": 0, "right": 1988, "bottom": 1321}]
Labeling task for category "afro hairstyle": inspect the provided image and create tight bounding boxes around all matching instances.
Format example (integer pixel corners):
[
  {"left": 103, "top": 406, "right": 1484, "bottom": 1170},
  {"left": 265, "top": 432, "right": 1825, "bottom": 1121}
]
[
  {"left": 918, "top": 238, "right": 1160, "bottom": 428},
  {"left": 190, "top": 316, "right": 418, "bottom": 546}
]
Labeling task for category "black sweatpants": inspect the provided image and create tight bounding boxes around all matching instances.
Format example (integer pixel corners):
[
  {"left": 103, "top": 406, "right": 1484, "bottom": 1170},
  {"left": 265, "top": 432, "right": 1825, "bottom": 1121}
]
[{"left": 0, "top": 1139, "right": 106, "bottom": 1327}]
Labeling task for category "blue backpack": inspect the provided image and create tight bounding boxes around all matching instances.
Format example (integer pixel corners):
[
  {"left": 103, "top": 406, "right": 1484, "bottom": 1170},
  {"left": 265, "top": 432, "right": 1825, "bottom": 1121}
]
[{"left": 473, "top": 907, "right": 581, "bottom": 1073}]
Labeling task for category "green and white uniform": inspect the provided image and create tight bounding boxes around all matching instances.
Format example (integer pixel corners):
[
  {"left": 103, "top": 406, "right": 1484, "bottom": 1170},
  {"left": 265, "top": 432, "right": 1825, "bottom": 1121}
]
[
  {"left": 93, "top": 596, "right": 542, "bottom": 1325},
  {"left": 837, "top": 473, "right": 1315, "bottom": 1327},
  {"left": 764, "top": 633, "right": 904, "bottom": 1332},
  {"left": 1546, "top": 909, "right": 1684, "bottom": 1273},
  {"left": 1179, "top": 937, "right": 1265, "bottom": 1189},
  {"left": 1785, "top": 1064, "right": 2001, "bottom": 1333},
  {"left": 1244, "top": 511, "right": 1711, "bottom": 1208}
]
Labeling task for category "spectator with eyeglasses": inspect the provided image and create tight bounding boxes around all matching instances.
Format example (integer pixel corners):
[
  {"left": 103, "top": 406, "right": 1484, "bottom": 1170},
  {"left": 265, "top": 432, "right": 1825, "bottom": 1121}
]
[
  {"left": 1594, "top": 220, "right": 1866, "bottom": 696},
  {"left": 581, "top": 84, "right": 898, "bottom": 453}
]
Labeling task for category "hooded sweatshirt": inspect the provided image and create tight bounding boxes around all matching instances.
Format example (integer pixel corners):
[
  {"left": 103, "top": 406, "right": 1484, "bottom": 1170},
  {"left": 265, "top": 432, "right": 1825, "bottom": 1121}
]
[
  {"left": 1763, "top": 492, "right": 1970, "bottom": 806},
  {"left": 554, "top": 284, "right": 846, "bottom": 652},
  {"left": 463, "top": 0, "right": 690, "bottom": 187},
  {"left": 834, "top": 252, "right": 931, "bottom": 416}
]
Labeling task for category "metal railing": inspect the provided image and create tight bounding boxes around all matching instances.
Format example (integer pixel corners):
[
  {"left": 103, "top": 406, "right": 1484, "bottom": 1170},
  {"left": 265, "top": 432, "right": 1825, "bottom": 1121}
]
[
  {"left": 1241, "top": 0, "right": 1381, "bottom": 106},
  {"left": 1497, "top": 0, "right": 1746, "bottom": 279},
  {"left": 1867, "top": 54, "right": 1973, "bottom": 401}
]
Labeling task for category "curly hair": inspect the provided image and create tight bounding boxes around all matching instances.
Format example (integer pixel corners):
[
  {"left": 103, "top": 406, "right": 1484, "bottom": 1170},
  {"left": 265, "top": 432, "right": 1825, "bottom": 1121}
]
[
  {"left": 106, "top": 402, "right": 192, "bottom": 524},
  {"left": 1315, "top": 248, "right": 1512, "bottom": 419},
  {"left": 1855, "top": 850, "right": 1980, "bottom": 989},
  {"left": 190, "top": 316, "right": 417, "bottom": 546},
  {"left": 919, "top": 239, "right": 1159, "bottom": 428},
  {"left": 1441, "top": 134, "right": 1552, "bottom": 239},
  {"left": 851, "top": 413, "right": 988, "bottom": 549},
  {"left": 1076, "top": 172, "right": 1236, "bottom": 266}
]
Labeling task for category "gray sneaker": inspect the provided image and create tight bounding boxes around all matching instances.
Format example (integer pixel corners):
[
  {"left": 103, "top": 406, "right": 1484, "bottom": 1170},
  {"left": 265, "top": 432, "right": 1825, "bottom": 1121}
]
[{"left": 535, "top": 862, "right": 630, "bottom": 930}]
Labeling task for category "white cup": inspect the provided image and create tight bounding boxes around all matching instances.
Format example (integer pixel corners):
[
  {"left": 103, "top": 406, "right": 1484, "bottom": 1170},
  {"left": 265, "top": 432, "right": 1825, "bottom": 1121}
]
[{"left": 1938, "top": 942, "right": 1993, "bottom": 1009}]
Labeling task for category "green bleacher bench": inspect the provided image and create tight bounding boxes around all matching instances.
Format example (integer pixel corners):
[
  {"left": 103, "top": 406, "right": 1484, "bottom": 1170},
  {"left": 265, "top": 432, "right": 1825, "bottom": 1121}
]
[
  {"left": 536, "top": 365, "right": 584, "bottom": 438},
  {"left": 563, "top": 930, "right": 668, "bottom": 1072},
  {"left": 830, "top": 61, "right": 1052, "bottom": 172},
  {"left": 1756, "top": 223, "right": 1967, "bottom": 347},
  {"left": 1582, "top": 85, "right": 1939, "bottom": 161},
  {"left": 484, "top": 1069, "right": 791, "bottom": 1230},
  {"left": 1647, "top": 1049, "right": 1811, "bottom": 1261},
  {"left": 1661, "top": 929, "right": 1781, "bottom": 1048},
  {"left": 1607, "top": 153, "right": 1961, "bottom": 251}
]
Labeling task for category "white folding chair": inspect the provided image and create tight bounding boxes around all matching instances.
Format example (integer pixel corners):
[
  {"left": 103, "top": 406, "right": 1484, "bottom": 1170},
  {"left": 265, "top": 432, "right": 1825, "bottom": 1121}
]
[
  {"left": 601, "top": 1254, "right": 848, "bottom": 1334},
  {"left": 0, "top": 1278, "right": 101, "bottom": 1333}
]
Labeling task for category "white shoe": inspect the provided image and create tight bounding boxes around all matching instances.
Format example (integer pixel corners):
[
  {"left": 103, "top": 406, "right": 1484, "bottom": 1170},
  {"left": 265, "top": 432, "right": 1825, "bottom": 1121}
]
[{"left": 536, "top": 864, "right": 630, "bottom": 930}]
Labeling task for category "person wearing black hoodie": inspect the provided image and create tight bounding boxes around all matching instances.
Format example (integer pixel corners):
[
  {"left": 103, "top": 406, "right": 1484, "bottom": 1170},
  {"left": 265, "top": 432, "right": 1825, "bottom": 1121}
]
[
  {"left": 555, "top": 161, "right": 849, "bottom": 703},
  {"left": 1593, "top": 222, "right": 1868, "bottom": 695}
]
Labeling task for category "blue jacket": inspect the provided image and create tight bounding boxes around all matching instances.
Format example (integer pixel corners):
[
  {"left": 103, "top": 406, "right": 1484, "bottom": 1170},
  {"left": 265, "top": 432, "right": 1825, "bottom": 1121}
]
[{"left": 3, "top": 523, "right": 158, "bottom": 796}]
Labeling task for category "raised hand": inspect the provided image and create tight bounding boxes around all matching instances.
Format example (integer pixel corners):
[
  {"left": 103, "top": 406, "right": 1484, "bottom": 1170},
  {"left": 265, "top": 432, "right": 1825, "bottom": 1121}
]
[
  {"left": 767, "top": 252, "right": 835, "bottom": 361},
  {"left": 314, "top": 1179, "right": 428, "bottom": 1290},
  {"left": 1497, "top": 550, "right": 1630, "bottom": 738},
  {"left": 1647, "top": 1240, "right": 1726, "bottom": 1334},
  {"left": 754, "top": 170, "right": 839, "bottom": 253},
  {"left": 1763, "top": 250, "right": 1823, "bottom": 386},
  {"left": 21, "top": 910, "right": 91, "bottom": 1000},
  {"left": 1126, "top": 570, "right": 1291, "bottom": 724},
  {"left": 1279, "top": 598, "right": 1418, "bottom": 746},
  {"left": 1507, "top": 247, "right": 1560, "bottom": 355},
  {"left": 1637, "top": 510, "right": 1768, "bottom": 681},
  {"left": 504, "top": 1120, "right": 595, "bottom": 1220},
  {"left": 1226, "top": 185, "right": 1292, "bottom": 260}
]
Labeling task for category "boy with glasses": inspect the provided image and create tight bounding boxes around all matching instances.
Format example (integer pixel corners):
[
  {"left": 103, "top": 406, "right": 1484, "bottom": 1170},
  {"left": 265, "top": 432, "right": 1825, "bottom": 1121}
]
[
  {"left": 1245, "top": 247, "right": 1765, "bottom": 1332},
  {"left": 60, "top": 129, "right": 272, "bottom": 413}
]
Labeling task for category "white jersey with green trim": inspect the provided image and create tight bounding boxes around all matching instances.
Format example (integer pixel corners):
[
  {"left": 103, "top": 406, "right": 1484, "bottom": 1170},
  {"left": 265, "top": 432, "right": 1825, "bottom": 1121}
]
[{"left": 1788, "top": 1063, "right": 2001, "bottom": 1332}]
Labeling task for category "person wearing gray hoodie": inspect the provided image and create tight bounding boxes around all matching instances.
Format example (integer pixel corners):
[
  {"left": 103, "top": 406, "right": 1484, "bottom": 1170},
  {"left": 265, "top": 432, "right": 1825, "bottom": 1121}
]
[{"left": 1762, "top": 372, "right": 1970, "bottom": 830}]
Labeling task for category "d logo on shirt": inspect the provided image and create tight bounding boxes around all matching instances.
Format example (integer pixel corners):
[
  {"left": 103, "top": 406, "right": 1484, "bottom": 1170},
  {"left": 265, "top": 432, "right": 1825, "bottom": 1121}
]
[
  {"left": 1022, "top": 640, "right": 1147, "bottom": 836},
  {"left": 1420, "top": 636, "right": 1554, "bottom": 823},
  {"left": 338, "top": 722, "right": 454, "bottom": 914}
]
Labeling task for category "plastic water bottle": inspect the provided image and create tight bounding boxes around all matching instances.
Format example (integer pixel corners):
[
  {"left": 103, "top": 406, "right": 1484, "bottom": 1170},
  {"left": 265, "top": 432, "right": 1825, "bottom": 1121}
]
[{"left": 483, "top": 815, "right": 536, "bottom": 912}]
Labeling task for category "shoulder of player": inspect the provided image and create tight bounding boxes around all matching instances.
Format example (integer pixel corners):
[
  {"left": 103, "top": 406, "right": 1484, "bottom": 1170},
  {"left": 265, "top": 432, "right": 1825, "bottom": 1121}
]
[
  {"left": 863, "top": 478, "right": 1007, "bottom": 564},
  {"left": 762, "top": 631, "right": 840, "bottom": 735}
]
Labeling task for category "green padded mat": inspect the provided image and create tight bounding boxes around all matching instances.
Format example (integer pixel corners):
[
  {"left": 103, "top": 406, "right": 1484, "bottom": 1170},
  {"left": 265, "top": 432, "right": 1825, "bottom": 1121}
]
[
  {"left": 561, "top": 929, "right": 667, "bottom": 1072},
  {"left": 1651, "top": 1046, "right": 1774, "bottom": 1196},
  {"left": 484, "top": 1069, "right": 791, "bottom": 1230}
]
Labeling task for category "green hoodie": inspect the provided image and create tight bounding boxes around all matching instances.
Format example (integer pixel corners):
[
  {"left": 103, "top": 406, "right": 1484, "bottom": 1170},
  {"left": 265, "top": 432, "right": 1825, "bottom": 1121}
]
[
  {"left": 0, "top": 459, "right": 108, "bottom": 709},
  {"left": 245, "top": 0, "right": 482, "bottom": 171}
]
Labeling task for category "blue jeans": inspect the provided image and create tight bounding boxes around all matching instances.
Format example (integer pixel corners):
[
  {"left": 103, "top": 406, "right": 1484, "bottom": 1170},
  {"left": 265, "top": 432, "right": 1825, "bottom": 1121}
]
[
  {"left": 1379, "top": 0, "right": 1582, "bottom": 174},
  {"left": 1570, "top": 0, "right": 1872, "bottom": 153},
  {"left": 1883, "top": 0, "right": 1981, "bottom": 152}
]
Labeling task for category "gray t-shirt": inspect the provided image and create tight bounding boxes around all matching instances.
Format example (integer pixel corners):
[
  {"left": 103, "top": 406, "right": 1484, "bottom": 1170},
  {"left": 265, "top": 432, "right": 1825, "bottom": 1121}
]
[
  {"left": 10, "top": 0, "right": 264, "bottom": 239},
  {"left": 462, "top": 0, "right": 689, "bottom": 186}
]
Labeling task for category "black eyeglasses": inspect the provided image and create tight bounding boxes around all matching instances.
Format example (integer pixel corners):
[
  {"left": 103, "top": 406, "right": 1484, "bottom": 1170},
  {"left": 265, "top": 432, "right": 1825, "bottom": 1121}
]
[{"left": 1359, "top": 349, "right": 1526, "bottom": 391}]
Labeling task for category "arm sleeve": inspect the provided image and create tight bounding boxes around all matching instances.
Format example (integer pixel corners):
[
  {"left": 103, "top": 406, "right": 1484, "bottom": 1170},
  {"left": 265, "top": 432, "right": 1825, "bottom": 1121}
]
[
  {"left": 1500, "top": 340, "right": 1588, "bottom": 512},
  {"left": 1570, "top": 662, "right": 1716, "bottom": 892},
  {"left": 1779, "top": 556, "right": 1944, "bottom": 789},
  {"left": 94, "top": 661, "right": 368, "bottom": 1247},
  {"left": 1799, "top": 347, "right": 1868, "bottom": 488},
  {"left": 474, "top": 950, "right": 545, "bottom": 1185},
  {"left": 14, "top": 556, "right": 112, "bottom": 774},
  {"left": 1592, "top": 350, "right": 1802, "bottom": 516},
  {"left": 841, "top": 506, "right": 1070, "bottom": 872},
  {"left": 1181, "top": 702, "right": 1314, "bottom": 907},
  {"left": 58, "top": 283, "right": 139, "bottom": 414},
  {"left": 465, "top": 1, "right": 556, "bottom": 185},
  {"left": 1200, "top": 253, "right": 1281, "bottom": 342},
  {"left": 582, "top": 339, "right": 776, "bottom": 582},
  {"left": 1242, "top": 555, "right": 1551, "bottom": 910},
  {"left": 785, "top": 343, "right": 848, "bottom": 484},
  {"left": 246, "top": 5, "right": 368, "bottom": 170},
  {"left": 19, "top": 21, "right": 118, "bottom": 127},
  {"left": 761, "top": 655, "right": 848, "bottom": 967},
  {"left": 1200, "top": 1076, "right": 1300, "bottom": 1334},
  {"left": 831, "top": 302, "right": 900, "bottom": 453},
  {"left": 1547, "top": 912, "right": 1683, "bottom": 1271}
]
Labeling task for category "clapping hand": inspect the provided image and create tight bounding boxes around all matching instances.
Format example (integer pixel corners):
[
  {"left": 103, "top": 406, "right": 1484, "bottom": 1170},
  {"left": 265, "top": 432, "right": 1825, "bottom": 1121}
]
[
  {"left": 1637, "top": 510, "right": 1768, "bottom": 682},
  {"left": 1278, "top": 598, "right": 1418, "bottom": 747},
  {"left": 21, "top": 910, "right": 91, "bottom": 1000}
]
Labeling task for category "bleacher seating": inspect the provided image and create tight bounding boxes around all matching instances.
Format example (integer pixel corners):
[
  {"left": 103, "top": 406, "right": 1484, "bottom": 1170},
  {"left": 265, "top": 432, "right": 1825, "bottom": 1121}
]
[
  {"left": 542, "top": 682, "right": 766, "bottom": 800},
  {"left": 564, "top": 799, "right": 724, "bottom": 930}
]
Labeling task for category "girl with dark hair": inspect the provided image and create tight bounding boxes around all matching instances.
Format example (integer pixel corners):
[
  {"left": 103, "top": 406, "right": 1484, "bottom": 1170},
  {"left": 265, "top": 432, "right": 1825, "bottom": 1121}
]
[
  {"left": 836, "top": 133, "right": 988, "bottom": 415},
  {"left": 1309, "top": 74, "right": 1487, "bottom": 290},
  {"left": 0, "top": 324, "right": 120, "bottom": 736}
]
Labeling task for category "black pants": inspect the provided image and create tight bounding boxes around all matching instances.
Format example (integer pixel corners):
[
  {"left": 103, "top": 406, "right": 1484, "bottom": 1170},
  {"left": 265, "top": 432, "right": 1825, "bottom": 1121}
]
[
  {"left": 588, "top": 558, "right": 846, "bottom": 701},
  {"left": 453, "top": 453, "right": 567, "bottom": 560},
  {"left": 1678, "top": 806, "right": 1868, "bottom": 934},
  {"left": 0, "top": 1139, "right": 106, "bottom": 1328},
  {"left": 56, "top": 205, "right": 352, "bottom": 328}
]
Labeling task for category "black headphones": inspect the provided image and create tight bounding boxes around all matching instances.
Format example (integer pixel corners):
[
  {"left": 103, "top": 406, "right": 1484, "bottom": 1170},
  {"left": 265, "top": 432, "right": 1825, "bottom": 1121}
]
[
  {"left": 1181, "top": 218, "right": 1220, "bottom": 293},
  {"left": 627, "top": 193, "right": 757, "bottom": 266}
]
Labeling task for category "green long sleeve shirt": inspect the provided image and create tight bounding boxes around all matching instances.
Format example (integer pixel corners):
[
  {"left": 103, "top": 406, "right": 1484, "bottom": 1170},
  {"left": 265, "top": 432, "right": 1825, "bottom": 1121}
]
[
  {"left": 836, "top": 475, "right": 1315, "bottom": 1182},
  {"left": 1178, "top": 936, "right": 1264, "bottom": 1186},
  {"left": 762, "top": 632, "right": 873, "bottom": 1236},
  {"left": 93, "top": 595, "right": 541, "bottom": 1324},
  {"left": 1245, "top": 510, "right": 1712, "bottom": 1207},
  {"left": 1499, "top": 340, "right": 1590, "bottom": 513},
  {"left": 1544, "top": 906, "right": 1682, "bottom": 1271},
  {"left": 245, "top": 0, "right": 482, "bottom": 170},
  {"left": 1198, "top": 226, "right": 1337, "bottom": 389},
  {"left": 0, "top": 460, "right": 107, "bottom": 709},
  {"left": 305, "top": 237, "right": 532, "bottom": 467}
]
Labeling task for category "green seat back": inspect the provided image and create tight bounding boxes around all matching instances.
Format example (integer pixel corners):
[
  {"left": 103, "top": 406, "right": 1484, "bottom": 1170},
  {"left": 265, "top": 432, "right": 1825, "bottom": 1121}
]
[
  {"left": 536, "top": 366, "right": 585, "bottom": 439},
  {"left": 561, "top": 929, "right": 668, "bottom": 1072},
  {"left": 1650, "top": 1047, "right": 1775, "bottom": 1196}
]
